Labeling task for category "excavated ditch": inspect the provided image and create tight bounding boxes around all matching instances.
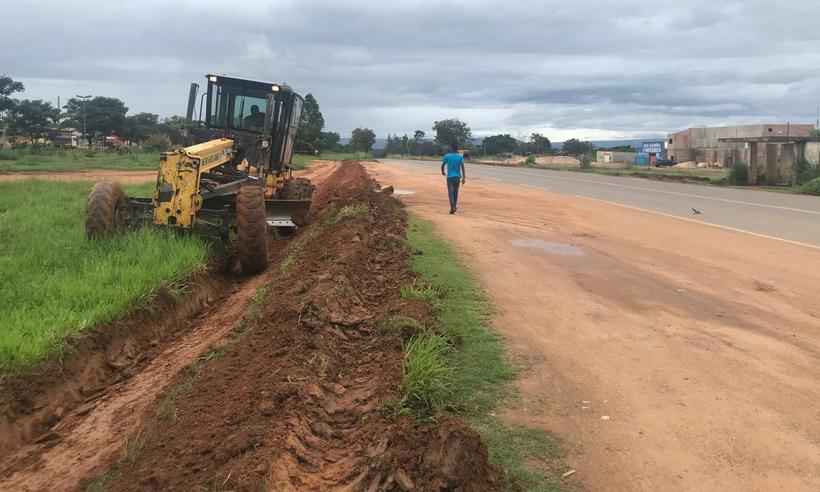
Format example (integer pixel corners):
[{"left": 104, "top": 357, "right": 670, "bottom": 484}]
[{"left": 0, "top": 162, "right": 501, "bottom": 491}]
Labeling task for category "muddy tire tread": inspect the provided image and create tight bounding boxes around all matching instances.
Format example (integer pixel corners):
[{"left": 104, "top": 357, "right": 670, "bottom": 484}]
[
  {"left": 86, "top": 182, "right": 127, "bottom": 239},
  {"left": 236, "top": 185, "right": 269, "bottom": 274}
]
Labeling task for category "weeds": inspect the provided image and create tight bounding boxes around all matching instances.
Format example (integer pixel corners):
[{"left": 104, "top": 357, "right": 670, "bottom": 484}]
[
  {"left": 799, "top": 176, "right": 820, "bottom": 195},
  {"left": 401, "top": 334, "right": 454, "bottom": 414},
  {"left": 400, "top": 279, "right": 440, "bottom": 304},
  {"left": 326, "top": 203, "right": 369, "bottom": 225},
  {"left": 728, "top": 161, "right": 749, "bottom": 185}
]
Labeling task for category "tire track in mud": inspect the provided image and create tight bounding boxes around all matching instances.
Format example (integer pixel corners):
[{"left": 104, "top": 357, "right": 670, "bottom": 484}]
[{"left": 0, "top": 273, "right": 273, "bottom": 491}]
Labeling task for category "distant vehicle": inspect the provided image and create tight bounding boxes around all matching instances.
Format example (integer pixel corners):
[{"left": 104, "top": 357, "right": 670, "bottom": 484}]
[{"left": 655, "top": 158, "right": 677, "bottom": 167}]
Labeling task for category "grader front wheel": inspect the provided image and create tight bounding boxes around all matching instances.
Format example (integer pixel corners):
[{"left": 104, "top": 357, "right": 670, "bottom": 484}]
[
  {"left": 236, "top": 185, "right": 269, "bottom": 274},
  {"left": 86, "top": 182, "right": 129, "bottom": 239}
]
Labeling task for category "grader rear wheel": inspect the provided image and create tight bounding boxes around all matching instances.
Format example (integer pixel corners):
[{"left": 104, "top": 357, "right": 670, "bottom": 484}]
[
  {"left": 86, "top": 182, "right": 129, "bottom": 239},
  {"left": 236, "top": 185, "right": 269, "bottom": 274}
]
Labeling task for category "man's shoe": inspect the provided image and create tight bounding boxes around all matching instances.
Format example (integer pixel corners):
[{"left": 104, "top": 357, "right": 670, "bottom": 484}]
[{"left": 449, "top": 209, "right": 455, "bottom": 214}]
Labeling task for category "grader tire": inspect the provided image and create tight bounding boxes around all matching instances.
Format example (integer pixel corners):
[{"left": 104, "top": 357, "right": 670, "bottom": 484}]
[
  {"left": 236, "top": 185, "right": 269, "bottom": 274},
  {"left": 280, "top": 177, "right": 315, "bottom": 227},
  {"left": 86, "top": 182, "right": 128, "bottom": 239}
]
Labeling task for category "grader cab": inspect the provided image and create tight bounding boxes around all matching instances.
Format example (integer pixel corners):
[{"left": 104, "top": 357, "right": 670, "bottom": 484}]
[{"left": 85, "top": 74, "right": 314, "bottom": 274}]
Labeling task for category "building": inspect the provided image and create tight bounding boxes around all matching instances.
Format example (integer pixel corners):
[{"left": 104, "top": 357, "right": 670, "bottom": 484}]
[
  {"left": 718, "top": 135, "right": 820, "bottom": 185},
  {"left": 666, "top": 124, "right": 815, "bottom": 167},
  {"left": 597, "top": 150, "right": 637, "bottom": 164}
]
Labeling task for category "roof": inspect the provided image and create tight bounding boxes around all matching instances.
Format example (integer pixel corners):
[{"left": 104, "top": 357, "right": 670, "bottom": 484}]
[{"left": 718, "top": 136, "right": 820, "bottom": 143}]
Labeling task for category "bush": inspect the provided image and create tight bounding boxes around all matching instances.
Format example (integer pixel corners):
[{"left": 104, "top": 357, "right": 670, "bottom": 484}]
[
  {"left": 144, "top": 134, "right": 172, "bottom": 152},
  {"left": 795, "top": 158, "right": 820, "bottom": 185},
  {"left": 0, "top": 149, "right": 17, "bottom": 161},
  {"left": 728, "top": 161, "right": 749, "bottom": 185},
  {"left": 580, "top": 154, "right": 592, "bottom": 169},
  {"left": 524, "top": 155, "right": 536, "bottom": 167},
  {"left": 799, "top": 177, "right": 820, "bottom": 195}
]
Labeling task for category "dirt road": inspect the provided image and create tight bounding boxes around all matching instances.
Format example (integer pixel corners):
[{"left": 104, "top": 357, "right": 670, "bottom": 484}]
[
  {"left": 0, "top": 169, "right": 156, "bottom": 183},
  {"left": 370, "top": 161, "right": 820, "bottom": 491}
]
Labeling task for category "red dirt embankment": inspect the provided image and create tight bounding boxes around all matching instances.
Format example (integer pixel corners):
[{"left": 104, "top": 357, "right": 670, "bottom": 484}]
[
  {"left": 94, "top": 162, "right": 499, "bottom": 491},
  {"left": 0, "top": 161, "right": 500, "bottom": 491}
]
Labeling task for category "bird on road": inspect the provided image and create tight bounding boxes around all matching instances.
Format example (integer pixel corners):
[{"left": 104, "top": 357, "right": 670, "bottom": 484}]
[{"left": 691, "top": 208, "right": 703, "bottom": 215}]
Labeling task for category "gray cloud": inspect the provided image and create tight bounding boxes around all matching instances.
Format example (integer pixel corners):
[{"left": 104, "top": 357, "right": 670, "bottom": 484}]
[{"left": 3, "top": 0, "right": 820, "bottom": 140}]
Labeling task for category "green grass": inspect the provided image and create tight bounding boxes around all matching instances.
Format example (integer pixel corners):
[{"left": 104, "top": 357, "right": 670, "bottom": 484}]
[
  {"left": 291, "top": 152, "right": 371, "bottom": 170},
  {"left": 0, "top": 148, "right": 159, "bottom": 172},
  {"left": 401, "top": 334, "right": 454, "bottom": 413},
  {"left": 326, "top": 203, "right": 369, "bottom": 225},
  {"left": 405, "top": 216, "right": 567, "bottom": 490},
  {"left": 0, "top": 180, "right": 208, "bottom": 371},
  {"left": 799, "top": 176, "right": 820, "bottom": 195}
]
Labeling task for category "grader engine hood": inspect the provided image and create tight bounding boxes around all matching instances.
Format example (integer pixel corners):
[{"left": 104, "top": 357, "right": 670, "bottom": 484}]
[{"left": 153, "top": 138, "right": 234, "bottom": 227}]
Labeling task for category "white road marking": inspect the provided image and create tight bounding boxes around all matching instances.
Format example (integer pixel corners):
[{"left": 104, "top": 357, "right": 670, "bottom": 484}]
[{"left": 576, "top": 195, "right": 820, "bottom": 252}]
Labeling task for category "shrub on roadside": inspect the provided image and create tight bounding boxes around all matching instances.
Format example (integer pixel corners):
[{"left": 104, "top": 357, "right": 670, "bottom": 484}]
[
  {"left": 795, "top": 158, "right": 820, "bottom": 185},
  {"left": 728, "top": 161, "right": 749, "bottom": 185},
  {"left": 144, "top": 134, "right": 172, "bottom": 152},
  {"left": 580, "top": 154, "right": 592, "bottom": 169},
  {"left": 799, "top": 177, "right": 820, "bottom": 195},
  {"left": 0, "top": 149, "right": 17, "bottom": 161},
  {"left": 524, "top": 155, "right": 536, "bottom": 167}
]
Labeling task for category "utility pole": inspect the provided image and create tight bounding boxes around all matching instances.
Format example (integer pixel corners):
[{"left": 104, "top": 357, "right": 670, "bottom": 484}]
[{"left": 76, "top": 94, "right": 92, "bottom": 147}]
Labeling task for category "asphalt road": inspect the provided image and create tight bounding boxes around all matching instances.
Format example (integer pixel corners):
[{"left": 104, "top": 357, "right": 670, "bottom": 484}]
[{"left": 380, "top": 159, "right": 820, "bottom": 248}]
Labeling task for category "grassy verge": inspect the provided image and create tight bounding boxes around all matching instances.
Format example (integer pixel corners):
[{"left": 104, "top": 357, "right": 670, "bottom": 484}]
[
  {"left": 291, "top": 151, "right": 372, "bottom": 169},
  {"left": 0, "top": 180, "right": 208, "bottom": 372},
  {"left": 403, "top": 216, "right": 567, "bottom": 491},
  {"left": 0, "top": 148, "right": 158, "bottom": 172}
]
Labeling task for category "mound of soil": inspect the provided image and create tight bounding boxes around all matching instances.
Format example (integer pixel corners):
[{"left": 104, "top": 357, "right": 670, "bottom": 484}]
[{"left": 94, "top": 162, "right": 500, "bottom": 491}]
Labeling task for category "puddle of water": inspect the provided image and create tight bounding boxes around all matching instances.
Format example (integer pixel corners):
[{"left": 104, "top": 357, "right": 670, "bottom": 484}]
[
  {"left": 511, "top": 239, "right": 584, "bottom": 256},
  {"left": 393, "top": 188, "right": 416, "bottom": 196}
]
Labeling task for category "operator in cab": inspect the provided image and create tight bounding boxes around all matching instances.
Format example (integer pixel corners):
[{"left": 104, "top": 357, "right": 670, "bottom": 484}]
[
  {"left": 243, "top": 105, "right": 265, "bottom": 131},
  {"left": 441, "top": 143, "right": 466, "bottom": 214}
]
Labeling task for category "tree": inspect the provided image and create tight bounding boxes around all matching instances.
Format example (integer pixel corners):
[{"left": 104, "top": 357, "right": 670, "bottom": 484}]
[
  {"left": 0, "top": 75, "right": 25, "bottom": 143},
  {"left": 0, "top": 76, "right": 24, "bottom": 115},
  {"left": 10, "top": 100, "right": 60, "bottom": 141},
  {"left": 319, "top": 131, "right": 340, "bottom": 152},
  {"left": 63, "top": 96, "right": 128, "bottom": 143},
  {"left": 296, "top": 93, "right": 324, "bottom": 151},
  {"left": 482, "top": 134, "right": 518, "bottom": 155},
  {"left": 401, "top": 134, "right": 410, "bottom": 155},
  {"left": 123, "top": 112, "right": 160, "bottom": 143},
  {"left": 562, "top": 138, "right": 594, "bottom": 156},
  {"left": 529, "top": 133, "right": 552, "bottom": 154},
  {"left": 433, "top": 119, "right": 471, "bottom": 148},
  {"left": 351, "top": 128, "right": 376, "bottom": 153}
]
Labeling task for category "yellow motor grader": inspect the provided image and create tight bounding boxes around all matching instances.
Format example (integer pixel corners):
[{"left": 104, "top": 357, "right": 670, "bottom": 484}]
[{"left": 85, "top": 74, "right": 313, "bottom": 273}]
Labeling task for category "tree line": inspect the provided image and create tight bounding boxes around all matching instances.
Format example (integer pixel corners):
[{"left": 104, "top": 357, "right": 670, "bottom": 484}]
[{"left": 2, "top": 74, "right": 595, "bottom": 156}]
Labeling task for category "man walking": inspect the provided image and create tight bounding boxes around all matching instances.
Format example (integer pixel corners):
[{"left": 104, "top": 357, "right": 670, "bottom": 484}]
[{"left": 441, "top": 143, "right": 466, "bottom": 214}]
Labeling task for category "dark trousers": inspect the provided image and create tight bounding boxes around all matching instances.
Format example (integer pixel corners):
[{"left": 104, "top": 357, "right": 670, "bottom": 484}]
[{"left": 446, "top": 177, "right": 461, "bottom": 211}]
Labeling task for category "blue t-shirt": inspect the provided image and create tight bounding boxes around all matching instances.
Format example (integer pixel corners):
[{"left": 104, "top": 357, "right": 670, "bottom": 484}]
[{"left": 442, "top": 153, "right": 464, "bottom": 178}]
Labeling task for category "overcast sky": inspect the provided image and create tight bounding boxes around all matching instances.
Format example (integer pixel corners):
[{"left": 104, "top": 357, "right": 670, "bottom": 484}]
[{"left": 4, "top": 0, "right": 820, "bottom": 140}]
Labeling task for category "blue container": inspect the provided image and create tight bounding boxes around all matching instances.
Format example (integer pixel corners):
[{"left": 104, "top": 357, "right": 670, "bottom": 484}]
[{"left": 634, "top": 153, "right": 649, "bottom": 166}]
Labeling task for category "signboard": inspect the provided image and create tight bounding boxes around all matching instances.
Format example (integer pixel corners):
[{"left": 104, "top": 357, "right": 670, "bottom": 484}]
[{"left": 641, "top": 141, "right": 664, "bottom": 154}]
